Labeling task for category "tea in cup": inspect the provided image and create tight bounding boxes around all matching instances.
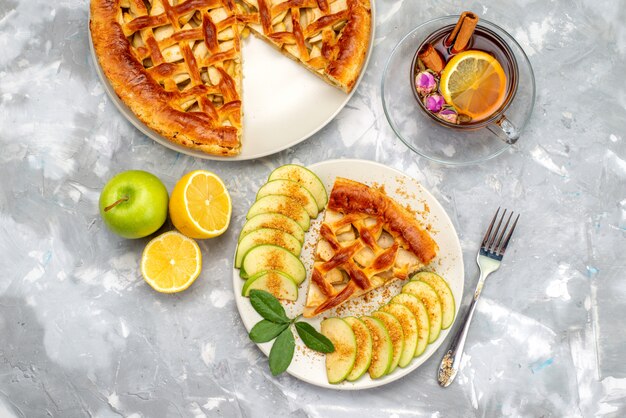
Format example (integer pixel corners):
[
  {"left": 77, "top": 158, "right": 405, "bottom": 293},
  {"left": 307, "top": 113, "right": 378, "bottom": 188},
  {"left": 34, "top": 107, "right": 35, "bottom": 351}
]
[{"left": 411, "top": 12, "right": 520, "bottom": 143}]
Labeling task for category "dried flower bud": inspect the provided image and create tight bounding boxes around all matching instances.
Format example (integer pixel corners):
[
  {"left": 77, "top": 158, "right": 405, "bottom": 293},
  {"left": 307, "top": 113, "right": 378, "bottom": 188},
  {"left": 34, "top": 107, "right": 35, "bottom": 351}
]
[
  {"left": 417, "top": 58, "right": 427, "bottom": 72},
  {"left": 458, "top": 113, "right": 472, "bottom": 124},
  {"left": 423, "top": 94, "right": 444, "bottom": 113},
  {"left": 437, "top": 106, "right": 458, "bottom": 124},
  {"left": 415, "top": 71, "right": 437, "bottom": 96}
]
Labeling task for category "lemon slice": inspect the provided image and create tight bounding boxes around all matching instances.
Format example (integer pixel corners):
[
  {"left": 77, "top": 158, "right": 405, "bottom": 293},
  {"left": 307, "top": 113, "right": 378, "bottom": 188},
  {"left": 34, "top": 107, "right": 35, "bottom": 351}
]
[
  {"left": 169, "top": 170, "right": 232, "bottom": 239},
  {"left": 439, "top": 50, "right": 507, "bottom": 121},
  {"left": 141, "top": 231, "right": 202, "bottom": 293}
]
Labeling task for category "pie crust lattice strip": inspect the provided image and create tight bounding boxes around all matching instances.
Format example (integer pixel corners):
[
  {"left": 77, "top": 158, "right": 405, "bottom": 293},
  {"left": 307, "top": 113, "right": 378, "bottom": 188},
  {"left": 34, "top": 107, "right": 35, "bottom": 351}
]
[
  {"left": 90, "top": 0, "right": 371, "bottom": 156},
  {"left": 304, "top": 178, "right": 438, "bottom": 318}
]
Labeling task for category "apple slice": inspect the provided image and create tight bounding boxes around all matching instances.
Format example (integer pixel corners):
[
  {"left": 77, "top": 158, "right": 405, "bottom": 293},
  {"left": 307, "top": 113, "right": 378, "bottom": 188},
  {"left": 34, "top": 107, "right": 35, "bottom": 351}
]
[
  {"left": 391, "top": 293, "right": 430, "bottom": 357},
  {"left": 343, "top": 317, "right": 373, "bottom": 381},
  {"left": 241, "top": 270, "right": 298, "bottom": 301},
  {"left": 239, "top": 213, "right": 305, "bottom": 243},
  {"left": 412, "top": 271, "right": 456, "bottom": 329},
  {"left": 379, "top": 304, "right": 418, "bottom": 367},
  {"left": 402, "top": 281, "right": 442, "bottom": 343},
  {"left": 320, "top": 318, "right": 357, "bottom": 384},
  {"left": 360, "top": 316, "right": 393, "bottom": 379},
  {"left": 371, "top": 311, "right": 404, "bottom": 374},
  {"left": 256, "top": 179, "right": 319, "bottom": 218},
  {"left": 267, "top": 165, "right": 328, "bottom": 211},
  {"left": 246, "top": 195, "right": 310, "bottom": 231},
  {"left": 235, "top": 228, "right": 301, "bottom": 268},
  {"left": 240, "top": 244, "right": 306, "bottom": 284}
]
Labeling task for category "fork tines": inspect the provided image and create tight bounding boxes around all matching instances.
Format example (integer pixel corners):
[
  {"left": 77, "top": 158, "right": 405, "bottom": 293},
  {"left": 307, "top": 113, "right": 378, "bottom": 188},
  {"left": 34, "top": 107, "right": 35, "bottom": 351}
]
[{"left": 481, "top": 208, "right": 520, "bottom": 257}]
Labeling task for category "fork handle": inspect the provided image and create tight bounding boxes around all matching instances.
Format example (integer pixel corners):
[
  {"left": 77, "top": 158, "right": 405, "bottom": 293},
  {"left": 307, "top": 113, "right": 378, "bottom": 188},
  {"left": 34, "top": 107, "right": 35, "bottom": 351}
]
[{"left": 437, "top": 275, "right": 488, "bottom": 387}]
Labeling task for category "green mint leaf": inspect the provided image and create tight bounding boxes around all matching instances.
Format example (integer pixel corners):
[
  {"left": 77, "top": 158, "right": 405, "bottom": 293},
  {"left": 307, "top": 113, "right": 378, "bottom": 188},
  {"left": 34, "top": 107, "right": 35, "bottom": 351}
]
[
  {"left": 269, "top": 327, "right": 295, "bottom": 376},
  {"left": 294, "top": 322, "right": 335, "bottom": 353},
  {"left": 249, "top": 289, "right": 289, "bottom": 324},
  {"left": 249, "top": 320, "right": 289, "bottom": 343}
]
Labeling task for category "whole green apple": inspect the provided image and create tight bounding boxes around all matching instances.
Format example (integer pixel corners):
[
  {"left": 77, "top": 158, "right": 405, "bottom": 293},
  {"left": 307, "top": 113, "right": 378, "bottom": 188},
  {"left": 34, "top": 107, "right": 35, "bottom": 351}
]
[{"left": 99, "top": 170, "right": 169, "bottom": 239}]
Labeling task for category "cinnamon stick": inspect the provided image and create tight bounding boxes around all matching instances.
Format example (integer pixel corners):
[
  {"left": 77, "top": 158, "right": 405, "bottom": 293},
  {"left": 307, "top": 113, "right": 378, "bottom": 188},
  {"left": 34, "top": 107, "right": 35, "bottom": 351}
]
[
  {"left": 418, "top": 44, "right": 445, "bottom": 73},
  {"left": 447, "top": 11, "right": 479, "bottom": 53}
]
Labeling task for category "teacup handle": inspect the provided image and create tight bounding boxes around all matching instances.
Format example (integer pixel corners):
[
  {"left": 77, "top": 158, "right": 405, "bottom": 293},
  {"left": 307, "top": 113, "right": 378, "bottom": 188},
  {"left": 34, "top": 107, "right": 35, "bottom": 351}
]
[{"left": 487, "top": 115, "right": 520, "bottom": 144}]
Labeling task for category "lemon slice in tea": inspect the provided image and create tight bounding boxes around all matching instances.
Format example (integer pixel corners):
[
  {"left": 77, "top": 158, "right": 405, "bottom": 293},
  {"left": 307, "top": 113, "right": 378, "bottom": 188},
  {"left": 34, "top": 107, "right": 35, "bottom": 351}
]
[{"left": 440, "top": 50, "right": 507, "bottom": 122}]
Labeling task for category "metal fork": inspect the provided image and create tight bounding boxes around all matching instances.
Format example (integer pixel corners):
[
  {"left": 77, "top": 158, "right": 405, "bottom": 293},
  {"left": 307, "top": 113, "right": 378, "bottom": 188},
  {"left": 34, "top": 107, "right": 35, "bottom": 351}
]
[{"left": 437, "top": 208, "right": 520, "bottom": 387}]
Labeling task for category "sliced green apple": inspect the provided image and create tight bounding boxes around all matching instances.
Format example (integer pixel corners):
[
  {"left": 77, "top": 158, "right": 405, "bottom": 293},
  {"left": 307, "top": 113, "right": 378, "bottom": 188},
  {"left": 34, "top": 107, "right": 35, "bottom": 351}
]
[
  {"left": 412, "top": 271, "right": 456, "bottom": 329},
  {"left": 239, "top": 213, "right": 305, "bottom": 244},
  {"left": 371, "top": 311, "right": 404, "bottom": 374},
  {"left": 267, "top": 165, "right": 327, "bottom": 211},
  {"left": 343, "top": 317, "right": 373, "bottom": 381},
  {"left": 360, "top": 316, "right": 393, "bottom": 379},
  {"left": 235, "top": 228, "right": 301, "bottom": 268},
  {"left": 379, "top": 304, "right": 418, "bottom": 368},
  {"left": 256, "top": 179, "right": 319, "bottom": 218},
  {"left": 402, "top": 281, "right": 442, "bottom": 343},
  {"left": 246, "top": 195, "right": 310, "bottom": 231},
  {"left": 320, "top": 318, "right": 357, "bottom": 384},
  {"left": 241, "top": 270, "right": 298, "bottom": 301},
  {"left": 240, "top": 244, "right": 306, "bottom": 284},
  {"left": 391, "top": 293, "right": 430, "bottom": 357}
]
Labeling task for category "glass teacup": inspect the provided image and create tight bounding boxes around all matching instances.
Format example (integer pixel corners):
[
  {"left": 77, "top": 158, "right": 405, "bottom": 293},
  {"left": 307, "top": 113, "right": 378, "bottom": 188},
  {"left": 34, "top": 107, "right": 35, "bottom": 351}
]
[
  {"left": 381, "top": 15, "right": 536, "bottom": 164},
  {"left": 411, "top": 21, "right": 521, "bottom": 144}
]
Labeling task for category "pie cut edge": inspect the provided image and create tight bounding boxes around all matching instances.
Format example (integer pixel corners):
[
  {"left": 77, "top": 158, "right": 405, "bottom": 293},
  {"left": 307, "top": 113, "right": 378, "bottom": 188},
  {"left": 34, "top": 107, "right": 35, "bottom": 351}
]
[{"left": 304, "top": 177, "right": 438, "bottom": 318}]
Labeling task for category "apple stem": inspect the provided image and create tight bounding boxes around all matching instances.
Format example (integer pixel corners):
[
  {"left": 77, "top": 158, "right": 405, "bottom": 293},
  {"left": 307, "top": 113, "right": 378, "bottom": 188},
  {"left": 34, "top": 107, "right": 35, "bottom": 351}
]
[{"left": 104, "top": 196, "right": 129, "bottom": 212}]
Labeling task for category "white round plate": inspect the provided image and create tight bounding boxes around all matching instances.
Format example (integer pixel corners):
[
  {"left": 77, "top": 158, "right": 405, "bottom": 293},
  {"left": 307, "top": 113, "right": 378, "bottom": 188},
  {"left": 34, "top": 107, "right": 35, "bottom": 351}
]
[
  {"left": 233, "top": 159, "right": 464, "bottom": 389},
  {"left": 89, "top": 7, "right": 374, "bottom": 161}
]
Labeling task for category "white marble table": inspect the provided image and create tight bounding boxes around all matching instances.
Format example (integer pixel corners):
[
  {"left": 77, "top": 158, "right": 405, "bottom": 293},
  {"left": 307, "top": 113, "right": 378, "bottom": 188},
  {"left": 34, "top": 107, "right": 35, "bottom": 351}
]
[{"left": 1, "top": 0, "right": 625, "bottom": 416}]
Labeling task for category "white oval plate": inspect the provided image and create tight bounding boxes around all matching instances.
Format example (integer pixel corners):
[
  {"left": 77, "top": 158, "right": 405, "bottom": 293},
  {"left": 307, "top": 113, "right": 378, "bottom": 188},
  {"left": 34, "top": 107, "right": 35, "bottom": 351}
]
[
  {"left": 233, "top": 159, "right": 464, "bottom": 389},
  {"left": 89, "top": 7, "right": 374, "bottom": 161}
]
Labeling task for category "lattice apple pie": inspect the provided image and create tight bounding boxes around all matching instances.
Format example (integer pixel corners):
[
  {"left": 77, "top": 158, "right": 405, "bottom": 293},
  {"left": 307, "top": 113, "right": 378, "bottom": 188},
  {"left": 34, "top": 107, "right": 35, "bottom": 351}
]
[
  {"left": 304, "top": 178, "right": 438, "bottom": 318},
  {"left": 90, "top": 0, "right": 371, "bottom": 156}
]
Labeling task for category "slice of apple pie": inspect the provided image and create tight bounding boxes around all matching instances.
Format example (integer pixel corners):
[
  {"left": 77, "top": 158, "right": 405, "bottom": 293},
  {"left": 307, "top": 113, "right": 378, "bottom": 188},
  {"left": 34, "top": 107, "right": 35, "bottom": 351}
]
[
  {"left": 237, "top": 0, "right": 371, "bottom": 93},
  {"left": 304, "top": 178, "right": 438, "bottom": 318}
]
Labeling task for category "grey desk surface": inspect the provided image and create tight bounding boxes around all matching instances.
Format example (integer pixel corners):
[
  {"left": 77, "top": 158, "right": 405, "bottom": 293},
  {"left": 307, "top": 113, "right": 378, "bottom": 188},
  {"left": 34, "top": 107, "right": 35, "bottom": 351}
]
[{"left": 1, "top": 0, "right": 625, "bottom": 417}]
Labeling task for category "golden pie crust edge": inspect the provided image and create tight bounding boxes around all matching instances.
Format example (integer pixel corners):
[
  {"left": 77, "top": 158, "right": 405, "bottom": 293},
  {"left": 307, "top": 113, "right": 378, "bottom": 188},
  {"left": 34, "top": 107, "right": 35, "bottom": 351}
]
[
  {"left": 89, "top": 1, "right": 241, "bottom": 156},
  {"left": 323, "top": 0, "right": 371, "bottom": 93}
]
